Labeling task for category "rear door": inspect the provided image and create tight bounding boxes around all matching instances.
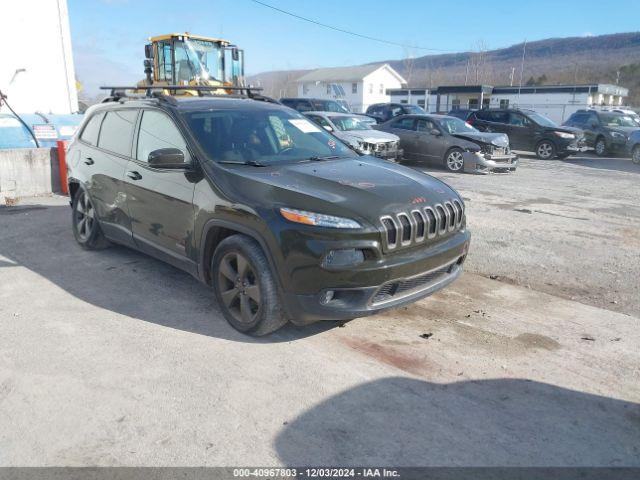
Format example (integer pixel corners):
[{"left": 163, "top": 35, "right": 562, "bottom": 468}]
[
  {"left": 386, "top": 116, "right": 418, "bottom": 158},
  {"left": 86, "top": 108, "right": 138, "bottom": 246},
  {"left": 123, "top": 108, "right": 199, "bottom": 274}
]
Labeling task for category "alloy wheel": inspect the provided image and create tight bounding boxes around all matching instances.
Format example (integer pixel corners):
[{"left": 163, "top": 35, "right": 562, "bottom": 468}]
[
  {"left": 537, "top": 142, "right": 553, "bottom": 159},
  {"left": 217, "top": 252, "right": 261, "bottom": 325},
  {"left": 596, "top": 139, "right": 606, "bottom": 156},
  {"left": 75, "top": 191, "right": 95, "bottom": 241},
  {"left": 446, "top": 151, "right": 464, "bottom": 171},
  {"left": 633, "top": 146, "right": 640, "bottom": 165}
]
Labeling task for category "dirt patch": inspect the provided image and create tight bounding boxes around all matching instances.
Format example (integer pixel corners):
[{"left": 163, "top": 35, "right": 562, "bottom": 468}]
[
  {"left": 514, "top": 333, "right": 561, "bottom": 351},
  {"left": 340, "top": 337, "right": 431, "bottom": 376}
]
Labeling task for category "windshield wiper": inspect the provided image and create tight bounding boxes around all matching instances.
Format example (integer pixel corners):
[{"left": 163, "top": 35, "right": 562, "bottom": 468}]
[
  {"left": 218, "top": 160, "right": 267, "bottom": 167},
  {"left": 305, "top": 155, "right": 343, "bottom": 162}
]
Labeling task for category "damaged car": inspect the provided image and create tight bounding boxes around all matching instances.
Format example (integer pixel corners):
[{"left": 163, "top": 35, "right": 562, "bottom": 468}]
[
  {"left": 305, "top": 111, "right": 402, "bottom": 161},
  {"left": 375, "top": 114, "right": 518, "bottom": 173}
]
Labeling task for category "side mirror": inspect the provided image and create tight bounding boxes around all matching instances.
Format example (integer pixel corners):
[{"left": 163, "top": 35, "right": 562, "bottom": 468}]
[
  {"left": 148, "top": 148, "right": 189, "bottom": 169},
  {"left": 323, "top": 125, "right": 333, "bottom": 132},
  {"left": 144, "top": 43, "right": 153, "bottom": 59},
  {"left": 430, "top": 128, "right": 442, "bottom": 136}
]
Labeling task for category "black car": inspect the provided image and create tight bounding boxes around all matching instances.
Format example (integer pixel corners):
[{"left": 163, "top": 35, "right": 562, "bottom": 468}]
[
  {"left": 446, "top": 109, "right": 476, "bottom": 121},
  {"left": 66, "top": 92, "right": 470, "bottom": 336},
  {"left": 279, "top": 97, "right": 350, "bottom": 113},
  {"left": 563, "top": 110, "right": 639, "bottom": 157},
  {"left": 467, "top": 108, "right": 586, "bottom": 160},
  {"left": 365, "top": 103, "right": 426, "bottom": 123},
  {"left": 375, "top": 114, "right": 518, "bottom": 174}
]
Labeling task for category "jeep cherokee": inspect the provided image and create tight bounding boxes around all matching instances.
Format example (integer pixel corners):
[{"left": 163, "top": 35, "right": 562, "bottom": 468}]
[{"left": 66, "top": 94, "right": 470, "bottom": 335}]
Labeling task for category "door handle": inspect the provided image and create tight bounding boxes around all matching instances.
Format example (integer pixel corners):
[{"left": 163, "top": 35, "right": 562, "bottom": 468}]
[
  {"left": 84, "top": 157, "right": 94, "bottom": 165},
  {"left": 126, "top": 171, "right": 142, "bottom": 181}
]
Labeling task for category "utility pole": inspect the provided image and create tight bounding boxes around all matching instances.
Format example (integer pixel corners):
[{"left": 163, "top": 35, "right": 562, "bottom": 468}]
[
  {"left": 465, "top": 60, "right": 469, "bottom": 86},
  {"left": 509, "top": 67, "right": 515, "bottom": 86},
  {"left": 517, "top": 39, "right": 527, "bottom": 105}
]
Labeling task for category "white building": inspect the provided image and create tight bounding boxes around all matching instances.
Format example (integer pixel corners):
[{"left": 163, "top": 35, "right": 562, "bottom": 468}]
[
  {"left": 1, "top": 0, "right": 78, "bottom": 114},
  {"left": 389, "top": 84, "right": 630, "bottom": 124},
  {"left": 296, "top": 64, "right": 406, "bottom": 113}
]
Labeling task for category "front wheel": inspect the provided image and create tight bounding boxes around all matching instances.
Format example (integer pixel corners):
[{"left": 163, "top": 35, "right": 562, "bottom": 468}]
[
  {"left": 535, "top": 140, "right": 556, "bottom": 160},
  {"left": 212, "top": 235, "right": 287, "bottom": 336},
  {"left": 72, "top": 188, "right": 109, "bottom": 250},
  {"left": 632, "top": 145, "right": 640, "bottom": 165},
  {"left": 595, "top": 137, "right": 607, "bottom": 157},
  {"left": 444, "top": 148, "right": 465, "bottom": 172}
]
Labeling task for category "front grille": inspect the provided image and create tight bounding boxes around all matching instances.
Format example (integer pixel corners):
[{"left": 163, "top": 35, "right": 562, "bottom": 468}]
[
  {"left": 380, "top": 199, "right": 464, "bottom": 251},
  {"left": 371, "top": 261, "right": 458, "bottom": 305},
  {"left": 481, "top": 144, "right": 510, "bottom": 156}
]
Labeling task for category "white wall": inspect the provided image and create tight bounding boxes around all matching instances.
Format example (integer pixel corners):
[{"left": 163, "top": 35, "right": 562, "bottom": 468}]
[
  {"left": 0, "top": 0, "right": 78, "bottom": 114},
  {"left": 361, "top": 68, "right": 403, "bottom": 112}
]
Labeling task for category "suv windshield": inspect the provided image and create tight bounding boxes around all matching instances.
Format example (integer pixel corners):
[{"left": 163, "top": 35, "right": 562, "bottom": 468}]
[
  {"left": 183, "top": 108, "right": 357, "bottom": 165},
  {"left": 600, "top": 113, "right": 637, "bottom": 127},
  {"left": 437, "top": 117, "right": 478, "bottom": 134},
  {"left": 316, "top": 100, "right": 349, "bottom": 113},
  {"left": 527, "top": 111, "right": 557, "bottom": 128},
  {"left": 404, "top": 105, "right": 426, "bottom": 114},
  {"left": 329, "top": 116, "right": 371, "bottom": 131}
]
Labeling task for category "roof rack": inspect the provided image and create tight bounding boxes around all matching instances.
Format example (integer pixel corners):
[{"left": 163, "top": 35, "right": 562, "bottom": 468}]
[{"left": 99, "top": 85, "right": 278, "bottom": 104}]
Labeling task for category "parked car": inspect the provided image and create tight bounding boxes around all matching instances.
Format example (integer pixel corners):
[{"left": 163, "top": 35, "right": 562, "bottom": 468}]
[
  {"left": 467, "top": 108, "right": 587, "bottom": 160},
  {"left": 304, "top": 111, "right": 401, "bottom": 161},
  {"left": 375, "top": 114, "right": 518, "bottom": 174},
  {"left": 365, "top": 103, "right": 426, "bottom": 124},
  {"left": 612, "top": 108, "right": 640, "bottom": 126},
  {"left": 280, "top": 97, "right": 350, "bottom": 113},
  {"left": 627, "top": 130, "right": 640, "bottom": 164},
  {"left": 563, "top": 110, "right": 640, "bottom": 156},
  {"left": 66, "top": 94, "right": 470, "bottom": 336},
  {"left": 446, "top": 109, "right": 476, "bottom": 122}
]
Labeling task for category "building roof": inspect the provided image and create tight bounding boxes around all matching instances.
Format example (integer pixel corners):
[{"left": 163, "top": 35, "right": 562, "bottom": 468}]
[{"left": 296, "top": 64, "right": 406, "bottom": 84}]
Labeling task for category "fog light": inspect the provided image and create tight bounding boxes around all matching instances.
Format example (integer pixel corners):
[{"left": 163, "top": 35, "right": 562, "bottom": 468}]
[
  {"left": 322, "top": 249, "right": 365, "bottom": 268},
  {"left": 320, "top": 290, "right": 335, "bottom": 305}
]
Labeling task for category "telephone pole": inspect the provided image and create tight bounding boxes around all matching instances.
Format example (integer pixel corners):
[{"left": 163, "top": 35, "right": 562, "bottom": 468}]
[{"left": 517, "top": 39, "right": 527, "bottom": 105}]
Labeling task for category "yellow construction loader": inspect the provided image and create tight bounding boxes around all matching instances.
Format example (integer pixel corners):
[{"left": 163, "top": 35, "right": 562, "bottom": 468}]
[{"left": 139, "top": 32, "right": 246, "bottom": 95}]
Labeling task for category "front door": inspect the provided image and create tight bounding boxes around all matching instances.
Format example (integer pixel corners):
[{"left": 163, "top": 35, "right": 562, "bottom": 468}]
[
  {"left": 415, "top": 118, "right": 447, "bottom": 163},
  {"left": 123, "top": 109, "right": 199, "bottom": 274},
  {"left": 507, "top": 112, "right": 535, "bottom": 150}
]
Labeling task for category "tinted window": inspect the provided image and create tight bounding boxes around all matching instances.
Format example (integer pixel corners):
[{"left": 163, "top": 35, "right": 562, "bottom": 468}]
[
  {"left": 403, "top": 105, "right": 426, "bottom": 114},
  {"left": 137, "top": 110, "right": 190, "bottom": 163},
  {"left": 416, "top": 119, "right": 435, "bottom": 132},
  {"left": 390, "top": 117, "right": 415, "bottom": 130},
  {"left": 569, "top": 113, "right": 590, "bottom": 125},
  {"left": 508, "top": 113, "right": 530, "bottom": 127},
  {"left": 483, "top": 111, "right": 509, "bottom": 123},
  {"left": 390, "top": 106, "right": 404, "bottom": 117},
  {"left": 97, "top": 110, "right": 138, "bottom": 156},
  {"left": 307, "top": 115, "right": 331, "bottom": 128},
  {"left": 80, "top": 112, "right": 105, "bottom": 146},
  {"left": 314, "top": 100, "right": 348, "bottom": 113}
]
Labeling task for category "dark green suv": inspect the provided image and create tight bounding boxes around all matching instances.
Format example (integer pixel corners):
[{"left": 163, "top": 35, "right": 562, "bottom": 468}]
[{"left": 66, "top": 94, "right": 470, "bottom": 335}]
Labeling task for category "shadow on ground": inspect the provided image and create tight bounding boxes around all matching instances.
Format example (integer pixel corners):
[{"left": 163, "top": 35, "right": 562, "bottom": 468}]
[
  {"left": 0, "top": 204, "right": 342, "bottom": 343},
  {"left": 275, "top": 377, "right": 640, "bottom": 466},
  {"left": 560, "top": 155, "right": 640, "bottom": 174}
]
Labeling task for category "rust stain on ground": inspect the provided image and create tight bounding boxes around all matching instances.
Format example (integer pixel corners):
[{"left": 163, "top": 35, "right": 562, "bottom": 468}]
[{"left": 340, "top": 337, "right": 430, "bottom": 376}]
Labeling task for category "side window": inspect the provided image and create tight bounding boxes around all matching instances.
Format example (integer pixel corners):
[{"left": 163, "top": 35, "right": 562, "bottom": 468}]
[
  {"left": 416, "top": 119, "right": 434, "bottom": 132},
  {"left": 80, "top": 112, "right": 105, "bottom": 146},
  {"left": 488, "top": 111, "right": 509, "bottom": 124},
  {"left": 391, "top": 106, "right": 403, "bottom": 117},
  {"left": 97, "top": 110, "right": 138, "bottom": 156},
  {"left": 307, "top": 115, "right": 331, "bottom": 129},
  {"left": 508, "top": 113, "right": 526, "bottom": 126},
  {"left": 588, "top": 113, "right": 600, "bottom": 126},
  {"left": 390, "top": 117, "right": 416, "bottom": 131},
  {"left": 296, "top": 101, "right": 313, "bottom": 112},
  {"left": 474, "top": 110, "right": 491, "bottom": 121},
  {"left": 137, "top": 110, "right": 191, "bottom": 162}
]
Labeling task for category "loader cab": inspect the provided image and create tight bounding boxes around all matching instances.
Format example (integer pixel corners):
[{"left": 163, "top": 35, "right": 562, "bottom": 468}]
[{"left": 145, "top": 34, "right": 245, "bottom": 88}]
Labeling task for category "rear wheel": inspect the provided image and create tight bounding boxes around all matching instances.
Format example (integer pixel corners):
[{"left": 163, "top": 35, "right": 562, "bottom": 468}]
[
  {"left": 595, "top": 137, "right": 607, "bottom": 157},
  {"left": 444, "top": 148, "right": 465, "bottom": 172},
  {"left": 212, "top": 235, "right": 287, "bottom": 336},
  {"left": 632, "top": 145, "right": 640, "bottom": 165},
  {"left": 72, "top": 188, "right": 109, "bottom": 250},
  {"left": 535, "top": 140, "right": 556, "bottom": 160}
]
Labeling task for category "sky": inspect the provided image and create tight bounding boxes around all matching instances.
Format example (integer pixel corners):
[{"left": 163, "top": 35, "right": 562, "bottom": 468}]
[{"left": 68, "top": 0, "right": 640, "bottom": 96}]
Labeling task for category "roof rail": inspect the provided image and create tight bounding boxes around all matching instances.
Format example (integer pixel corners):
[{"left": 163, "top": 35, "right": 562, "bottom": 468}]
[{"left": 99, "top": 85, "right": 278, "bottom": 104}]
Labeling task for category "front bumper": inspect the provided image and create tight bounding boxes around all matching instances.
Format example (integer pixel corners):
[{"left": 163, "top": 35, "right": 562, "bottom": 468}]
[
  {"left": 463, "top": 152, "right": 519, "bottom": 174},
  {"left": 366, "top": 148, "right": 402, "bottom": 161},
  {"left": 281, "top": 229, "right": 470, "bottom": 324}
]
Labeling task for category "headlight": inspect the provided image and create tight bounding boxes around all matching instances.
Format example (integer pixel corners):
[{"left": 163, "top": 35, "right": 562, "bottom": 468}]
[
  {"left": 611, "top": 131, "right": 627, "bottom": 140},
  {"left": 279, "top": 207, "right": 362, "bottom": 229},
  {"left": 356, "top": 140, "right": 370, "bottom": 153},
  {"left": 554, "top": 131, "right": 575, "bottom": 139}
]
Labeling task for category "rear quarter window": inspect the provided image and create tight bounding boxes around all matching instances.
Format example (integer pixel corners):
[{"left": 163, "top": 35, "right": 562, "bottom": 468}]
[
  {"left": 98, "top": 109, "right": 138, "bottom": 156},
  {"left": 80, "top": 112, "right": 105, "bottom": 146}
]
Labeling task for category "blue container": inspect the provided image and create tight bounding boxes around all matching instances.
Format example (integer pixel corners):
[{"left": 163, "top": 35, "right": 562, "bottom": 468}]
[{"left": 0, "top": 112, "right": 84, "bottom": 149}]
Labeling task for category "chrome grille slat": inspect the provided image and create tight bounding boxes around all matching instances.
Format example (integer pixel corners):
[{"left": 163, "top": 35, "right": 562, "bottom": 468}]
[{"left": 380, "top": 200, "right": 464, "bottom": 251}]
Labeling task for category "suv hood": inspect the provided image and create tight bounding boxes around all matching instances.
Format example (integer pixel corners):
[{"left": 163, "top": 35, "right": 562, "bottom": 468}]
[
  {"left": 336, "top": 129, "right": 399, "bottom": 144},
  {"left": 219, "top": 157, "right": 460, "bottom": 227},
  {"left": 451, "top": 131, "right": 509, "bottom": 148}
]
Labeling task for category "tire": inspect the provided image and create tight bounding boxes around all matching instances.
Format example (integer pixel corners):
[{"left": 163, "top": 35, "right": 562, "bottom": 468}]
[
  {"left": 535, "top": 140, "right": 556, "bottom": 160},
  {"left": 632, "top": 145, "right": 640, "bottom": 165},
  {"left": 212, "top": 234, "right": 287, "bottom": 336},
  {"left": 595, "top": 137, "right": 607, "bottom": 157},
  {"left": 71, "top": 188, "right": 110, "bottom": 250},
  {"left": 444, "top": 148, "right": 465, "bottom": 172}
]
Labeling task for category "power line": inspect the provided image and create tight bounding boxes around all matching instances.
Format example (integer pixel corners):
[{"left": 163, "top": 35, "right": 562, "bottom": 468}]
[{"left": 249, "top": 0, "right": 456, "bottom": 52}]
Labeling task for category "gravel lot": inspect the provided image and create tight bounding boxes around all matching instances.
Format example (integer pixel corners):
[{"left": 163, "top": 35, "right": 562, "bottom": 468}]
[{"left": 0, "top": 153, "right": 638, "bottom": 467}]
